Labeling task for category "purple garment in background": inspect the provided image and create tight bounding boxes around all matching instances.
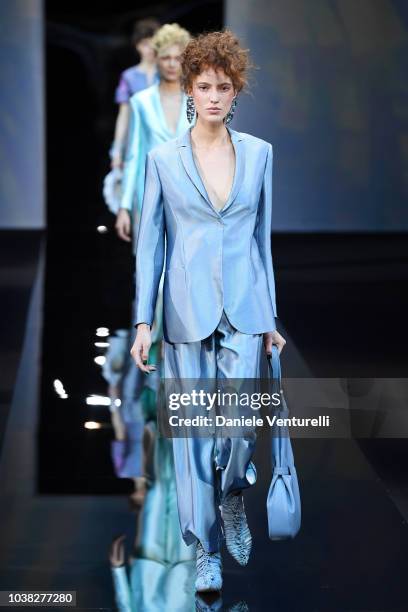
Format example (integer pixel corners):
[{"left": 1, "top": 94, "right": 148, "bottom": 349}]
[
  {"left": 114, "top": 66, "right": 159, "bottom": 104},
  {"left": 111, "top": 422, "right": 143, "bottom": 478}
]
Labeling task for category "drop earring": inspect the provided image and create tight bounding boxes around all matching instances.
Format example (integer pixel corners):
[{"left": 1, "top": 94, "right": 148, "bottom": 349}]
[
  {"left": 225, "top": 96, "right": 238, "bottom": 124},
  {"left": 186, "top": 95, "right": 196, "bottom": 123}
]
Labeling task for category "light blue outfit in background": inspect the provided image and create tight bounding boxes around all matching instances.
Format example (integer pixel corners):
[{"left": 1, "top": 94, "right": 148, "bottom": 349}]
[
  {"left": 121, "top": 83, "right": 190, "bottom": 216},
  {"left": 111, "top": 85, "right": 193, "bottom": 575},
  {"left": 118, "top": 81, "right": 189, "bottom": 439},
  {"left": 105, "top": 68, "right": 161, "bottom": 480},
  {"left": 111, "top": 560, "right": 195, "bottom": 612},
  {"left": 111, "top": 434, "right": 196, "bottom": 612},
  {"left": 134, "top": 126, "right": 278, "bottom": 552}
]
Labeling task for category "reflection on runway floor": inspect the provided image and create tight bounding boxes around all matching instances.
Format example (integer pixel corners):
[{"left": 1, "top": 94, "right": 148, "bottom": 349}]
[{"left": 1, "top": 230, "right": 408, "bottom": 610}]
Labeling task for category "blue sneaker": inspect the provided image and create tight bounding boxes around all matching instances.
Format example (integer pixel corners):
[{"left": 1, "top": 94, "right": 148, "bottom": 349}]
[
  {"left": 195, "top": 541, "right": 223, "bottom": 592},
  {"left": 221, "top": 493, "right": 252, "bottom": 566}
]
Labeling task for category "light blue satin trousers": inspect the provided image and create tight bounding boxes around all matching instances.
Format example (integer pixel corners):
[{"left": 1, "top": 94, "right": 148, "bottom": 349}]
[{"left": 164, "top": 310, "right": 264, "bottom": 553}]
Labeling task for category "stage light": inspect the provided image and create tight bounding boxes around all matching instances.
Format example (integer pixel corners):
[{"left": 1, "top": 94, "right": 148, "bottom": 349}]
[
  {"left": 86, "top": 395, "right": 111, "bottom": 406},
  {"left": 53, "top": 379, "right": 69, "bottom": 399},
  {"left": 96, "top": 327, "right": 109, "bottom": 337},
  {"left": 84, "top": 421, "right": 102, "bottom": 430}
]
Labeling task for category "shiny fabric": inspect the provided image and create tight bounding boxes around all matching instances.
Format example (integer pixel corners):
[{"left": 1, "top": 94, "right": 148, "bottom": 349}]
[
  {"left": 266, "top": 346, "right": 301, "bottom": 539},
  {"left": 112, "top": 84, "right": 182, "bottom": 490},
  {"left": 134, "top": 126, "right": 278, "bottom": 343},
  {"left": 165, "top": 309, "right": 263, "bottom": 553},
  {"left": 120, "top": 83, "right": 190, "bottom": 213},
  {"left": 111, "top": 560, "right": 195, "bottom": 611},
  {"left": 135, "top": 434, "right": 195, "bottom": 564},
  {"left": 111, "top": 435, "right": 196, "bottom": 611},
  {"left": 110, "top": 422, "right": 143, "bottom": 479}
]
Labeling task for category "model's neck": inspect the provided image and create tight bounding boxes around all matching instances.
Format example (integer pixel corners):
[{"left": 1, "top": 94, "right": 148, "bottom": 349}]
[
  {"left": 191, "top": 119, "right": 229, "bottom": 148},
  {"left": 138, "top": 58, "right": 156, "bottom": 72},
  {"left": 159, "top": 79, "right": 182, "bottom": 95}
]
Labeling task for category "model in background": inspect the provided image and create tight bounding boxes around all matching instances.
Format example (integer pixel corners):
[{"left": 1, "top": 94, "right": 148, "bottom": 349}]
[
  {"left": 110, "top": 20, "right": 191, "bottom": 500},
  {"left": 105, "top": 20, "right": 190, "bottom": 506},
  {"left": 109, "top": 23, "right": 191, "bottom": 505},
  {"left": 130, "top": 30, "right": 286, "bottom": 592},
  {"left": 110, "top": 18, "right": 160, "bottom": 170},
  {"left": 109, "top": 24, "right": 193, "bottom": 560},
  {"left": 115, "top": 22, "right": 191, "bottom": 242},
  {"left": 103, "top": 18, "right": 160, "bottom": 510}
]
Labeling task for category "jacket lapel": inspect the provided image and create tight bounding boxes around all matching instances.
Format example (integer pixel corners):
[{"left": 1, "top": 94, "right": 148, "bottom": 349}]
[
  {"left": 177, "top": 127, "right": 245, "bottom": 216},
  {"left": 153, "top": 84, "right": 189, "bottom": 139},
  {"left": 220, "top": 128, "right": 245, "bottom": 215},
  {"left": 177, "top": 129, "right": 214, "bottom": 212}
]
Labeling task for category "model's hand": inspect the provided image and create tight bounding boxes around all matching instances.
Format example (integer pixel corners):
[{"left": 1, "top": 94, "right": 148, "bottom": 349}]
[
  {"left": 263, "top": 330, "right": 286, "bottom": 355},
  {"left": 109, "top": 534, "right": 126, "bottom": 567},
  {"left": 110, "top": 154, "right": 123, "bottom": 170},
  {"left": 130, "top": 324, "right": 157, "bottom": 373},
  {"left": 115, "top": 208, "right": 132, "bottom": 242}
]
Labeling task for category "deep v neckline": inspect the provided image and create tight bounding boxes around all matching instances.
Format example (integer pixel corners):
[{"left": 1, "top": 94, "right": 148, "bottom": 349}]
[
  {"left": 178, "top": 126, "right": 245, "bottom": 217},
  {"left": 191, "top": 134, "right": 236, "bottom": 213},
  {"left": 156, "top": 84, "right": 186, "bottom": 137}
]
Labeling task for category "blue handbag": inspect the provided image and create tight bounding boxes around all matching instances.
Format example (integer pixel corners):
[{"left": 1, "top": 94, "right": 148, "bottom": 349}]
[{"left": 266, "top": 345, "right": 301, "bottom": 540}]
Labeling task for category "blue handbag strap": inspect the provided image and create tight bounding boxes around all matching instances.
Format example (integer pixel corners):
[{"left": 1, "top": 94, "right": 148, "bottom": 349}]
[
  {"left": 267, "top": 346, "right": 292, "bottom": 473},
  {"left": 267, "top": 345, "right": 288, "bottom": 414},
  {"left": 267, "top": 344, "right": 281, "bottom": 386}
]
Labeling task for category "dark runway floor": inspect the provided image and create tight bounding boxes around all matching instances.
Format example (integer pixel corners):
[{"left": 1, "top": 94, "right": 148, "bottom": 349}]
[{"left": 0, "top": 229, "right": 407, "bottom": 611}]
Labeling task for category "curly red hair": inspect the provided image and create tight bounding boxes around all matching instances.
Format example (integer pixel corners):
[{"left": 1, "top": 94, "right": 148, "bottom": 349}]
[{"left": 181, "top": 29, "right": 251, "bottom": 93}]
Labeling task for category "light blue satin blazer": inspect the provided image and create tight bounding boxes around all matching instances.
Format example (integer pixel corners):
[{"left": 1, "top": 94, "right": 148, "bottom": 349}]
[
  {"left": 134, "top": 126, "right": 278, "bottom": 344},
  {"left": 121, "top": 83, "right": 189, "bottom": 213}
]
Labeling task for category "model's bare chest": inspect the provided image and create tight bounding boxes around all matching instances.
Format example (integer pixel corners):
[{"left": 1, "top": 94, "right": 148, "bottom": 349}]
[
  {"left": 160, "top": 95, "right": 182, "bottom": 134},
  {"left": 192, "top": 144, "right": 236, "bottom": 211}
]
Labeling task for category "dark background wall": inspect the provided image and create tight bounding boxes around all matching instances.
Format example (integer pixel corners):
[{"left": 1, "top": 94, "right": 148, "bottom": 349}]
[{"left": 226, "top": 0, "right": 408, "bottom": 231}]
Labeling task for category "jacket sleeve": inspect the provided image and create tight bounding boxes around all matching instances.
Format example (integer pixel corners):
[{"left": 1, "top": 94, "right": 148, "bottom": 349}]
[
  {"left": 111, "top": 566, "right": 134, "bottom": 612},
  {"left": 255, "top": 143, "right": 278, "bottom": 326},
  {"left": 120, "top": 95, "right": 141, "bottom": 211},
  {"left": 134, "top": 151, "right": 165, "bottom": 327}
]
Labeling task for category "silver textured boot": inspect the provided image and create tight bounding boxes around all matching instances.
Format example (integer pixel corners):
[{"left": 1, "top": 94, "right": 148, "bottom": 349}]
[
  {"left": 195, "top": 541, "right": 223, "bottom": 592},
  {"left": 221, "top": 493, "right": 252, "bottom": 566}
]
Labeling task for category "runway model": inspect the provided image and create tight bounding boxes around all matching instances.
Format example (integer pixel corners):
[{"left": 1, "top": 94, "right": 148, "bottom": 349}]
[
  {"left": 131, "top": 30, "right": 286, "bottom": 592},
  {"left": 104, "top": 18, "right": 160, "bottom": 508},
  {"left": 113, "top": 24, "right": 194, "bottom": 564},
  {"left": 112, "top": 21, "right": 191, "bottom": 496},
  {"left": 111, "top": 20, "right": 191, "bottom": 482},
  {"left": 116, "top": 23, "right": 191, "bottom": 242},
  {"left": 110, "top": 18, "right": 160, "bottom": 171}
]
